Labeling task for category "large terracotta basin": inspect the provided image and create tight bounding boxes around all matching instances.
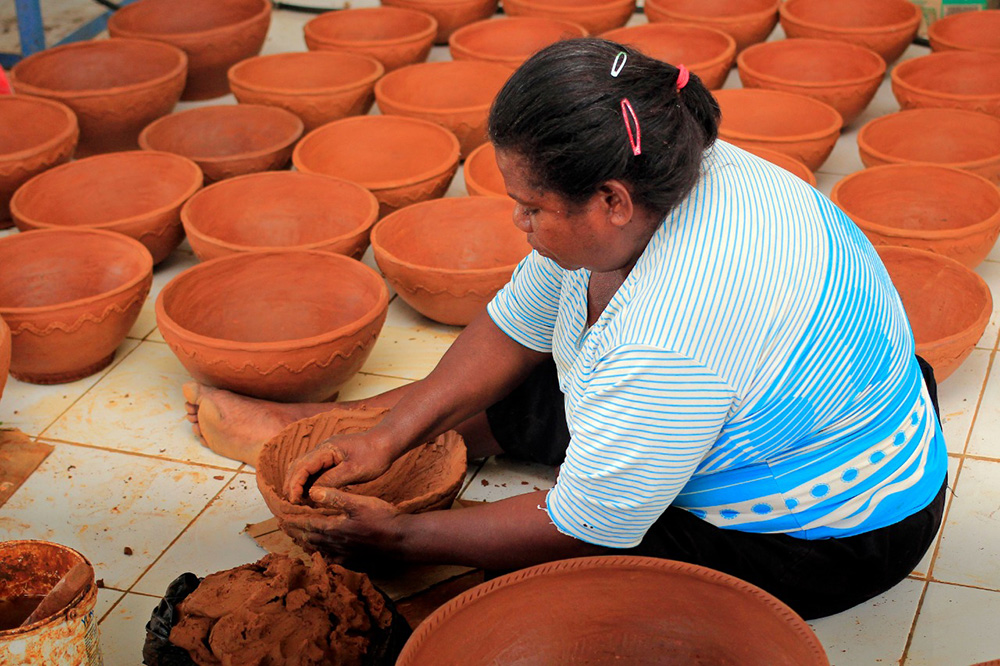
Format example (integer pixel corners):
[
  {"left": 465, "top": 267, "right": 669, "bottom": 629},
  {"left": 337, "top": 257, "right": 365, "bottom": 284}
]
[
  {"left": 9, "top": 38, "right": 186, "bottom": 156},
  {"left": 779, "top": 0, "right": 920, "bottom": 64},
  {"left": 156, "top": 251, "right": 389, "bottom": 402},
  {"left": 891, "top": 51, "right": 1000, "bottom": 118},
  {"left": 293, "top": 115, "right": 460, "bottom": 217},
  {"left": 463, "top": 142, "right": 508, "bottom": 198},
  {"left": 737, "top": 38, "right": 885, "bottom": 127},
  {"left": 396, "top": 556, "right": 829, "bottom": 666},
  {"left": 644, "top": 0, "right": 781, "bottom": 53},
  {"left": 228, "top": 51, "right": 384, "bottom": 132},
  {"left": 501, "top": 0, "right": 635, "bottom": 35},
  {"left": 929, "top": 9, "right": 1000, "bottom": 54},
  {"left": 877, "top": 246, "right": 992, "bottom": 382},
  {"left": 371, "top": 196, "right": 528, "bottom": 325},
  {"left": 108, "top": 0, "right": 271, "bottom": 100},
  {"left": 0, "top": 316, "right": 10, "bottom": 402},
  {"left": 601, "top": 23, "right": 736, "bottom": 90},
  {"left": 304, "top": 7, "right": 438, "bottom": 72},
  {"left": 742, "top": 146, "right": 817, "bottom": 187},
  {"left": 831, "top": 164, "right": 1000, "bottom": 268},
  {"left": 448, "top": 17, "right": 588, "bottom": 69},
  {"left": 10, "top": 151, "right": 202, "bottom": 265},
  {"left": 0, "top": 229, "right": 152, "bottom": 384},
  {"left": 381, "top": 0, "right": 499, "bottom": 44},
  {"left": 181, "top": 172, "right": 379, "bottom": 261},
  {"left": 713, "top": 88, "right": 842, "bottom": 171}
]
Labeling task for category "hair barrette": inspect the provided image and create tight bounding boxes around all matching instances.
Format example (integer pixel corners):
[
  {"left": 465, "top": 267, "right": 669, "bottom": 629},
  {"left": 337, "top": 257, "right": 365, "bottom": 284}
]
[
  {"left": 611, "top": 51, "right": 627, "bottom": 78},
  {"left": 620, "top": 98, "right": 641, "bottom": 156},
  {"left": 676, "top": 64, "right": 690, "bottom": 91}
]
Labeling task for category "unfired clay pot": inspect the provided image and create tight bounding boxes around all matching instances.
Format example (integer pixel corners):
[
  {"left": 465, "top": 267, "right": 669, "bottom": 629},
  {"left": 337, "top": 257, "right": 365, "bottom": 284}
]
[
  {"left": 228, "top": 51, "right": 384, "bottom": 132},
  {"left": 830, "top": 164, "right": 1000, "bottom": 268},
  {"left": 293, "top": 115, "right": 460, "bottom": 217},
  {"left": 463, "top": 142, "right": 508, "bottom": 198},
  {"left": 138, "top": 104, "right": 303, "bottom": 183},
  {"left": 0, "top": 316, "right": 10, "bottom": 402},
  {"left": 501, "top": 0, "right": 635, "bottom": 35},
  {"left": 396, "top": 556, "right": 829, "bottom": 666},
  {"left": 857, "top": 108, "right": 1000, "bottom": 184},
  {"left": 601, "top": 23, "right": 737, "bottom": 90},
  {"left": 891, "top": 51, "right": 1000, "bottom": 118},
  {"left": 304, "top": 7, "right": 438, "bottom": 72},
  {"left": 928, "top": 9, "right": 1000, "bottom": 54},
  {"left": 644, "top": 0, "right": 781, "bottom": 53},
  {"left": 9, "top": 38, "right": 187, "bottom": 156},
  {"left": 10, "top": 151, "right": 203, "bottom": 265},
  {"left": 713, "top": 88, "right": 842, "bottom": 171},
  {"left": 448, "top": 17, "right": 588, "bottom": 69},
  {"left": 737, "top": 38, "right": 885, "bottom": 127},
  {"left": 0, "top": 229, "right": 153, "bottom": 384},
  {"left": 180, "top": 171, "right": 380, "bottom": 261},
  {"left": 370, "top": 196, "right": 529, "bottom": 325},
  {"left": 374, "top": 60, "right": 510, "bottom": 158},
  {"left": 108, "top": 0, "right": 272, "bottom": 100},
  {"left": 877, "top": 246, "right": 992, "bottom": 382},
  {"left": 155, "top": 251, "right": 389, "bottom": 402},
  {"left": 778, "top": 0, "right": 921, "bottom": 64},
  {"left": 743, "top": 146, "right": 817, "bottom": 186},
  {"left": 381, "top": 0, "right": 499, "bottom": 44}
]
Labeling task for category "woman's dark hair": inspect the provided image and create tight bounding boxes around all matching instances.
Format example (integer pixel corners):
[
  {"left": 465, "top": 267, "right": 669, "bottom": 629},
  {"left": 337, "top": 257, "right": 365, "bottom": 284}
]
[{"left": 488, "top": 37, "right": 720, "bottom": 219}]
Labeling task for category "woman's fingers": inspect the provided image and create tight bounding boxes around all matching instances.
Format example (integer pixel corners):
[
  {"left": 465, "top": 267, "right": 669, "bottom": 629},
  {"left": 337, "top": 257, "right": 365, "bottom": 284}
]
[{"left": 283, "top": 446, "right": 341, "bottom": 503}]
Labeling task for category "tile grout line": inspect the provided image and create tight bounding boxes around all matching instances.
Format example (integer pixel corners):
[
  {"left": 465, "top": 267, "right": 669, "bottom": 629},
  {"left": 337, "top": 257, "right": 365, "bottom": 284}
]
[
  {"left": 898, "top": 579, "right": 930, "bottom": 666},
  {"left": 35, "top": 437, "right": 243, "bottom": 473}
]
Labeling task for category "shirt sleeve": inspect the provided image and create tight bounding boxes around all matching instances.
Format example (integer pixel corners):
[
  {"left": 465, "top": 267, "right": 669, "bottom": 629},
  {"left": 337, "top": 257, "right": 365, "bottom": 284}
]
[{"left": 486, "top": 251, "right": 565, "bottom": 353}]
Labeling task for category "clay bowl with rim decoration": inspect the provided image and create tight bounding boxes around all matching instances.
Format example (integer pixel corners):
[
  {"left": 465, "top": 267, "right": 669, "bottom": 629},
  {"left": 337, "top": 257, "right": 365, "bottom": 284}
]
[
  {"left": 180, "top": 171, "right": 380, "bottom": 261},
  {"left": 643, "top": 0, "right": 781, "bottom": 54},
  {"left": 304, "top": 7, "right": 438, "bottom": 73},
  {"left": 155, "top": 251, "right": 389, "bottom": 402},
  {"left": 778, "top": 0, "right": 921, "bottom": 64},
  {"left": 713, "top": 88, "right": 842, "bottom": 172},
  {"left": 830, "top": 164, "right": 1000, "bottom": 269},
  {"left": 0, "top": 228, "right": 152, "bottom": 385},
  {"left": 381, "top": 0, "right": 499, "bottom": 44},
  {"left": 500, "top": 0, "right": 635, "bottom": 36},
  {"left": 9, "top": 38, "right": 186, "bottom": 157},
  {"left": 374, "top": 60, "right": 511, "bottom": 158},
  {"left": 370, "top": 196, "right": 529, "bottom": 326},
  {"left": 448, "top": 17, "right": 588, "bottom": 69},
  {"left": 877, "top": 246, "right": 992, "bottom": 382},
  {"left": 737, "top": 38, "right": 885, "bottom": 127},
  {"left": 396, "top": 555, "right": 829, "bottom": 666},
  {"left": 228, "top": 51, "right": 384, "bottom": 132},
  {"left": 463, "top": 142, "right": 508, "bottom": 198},
  {"left": 293, "top": 115, "right": 460, "bottom": 218},
  {"left": 742, "top": 146, "right": 817, "bottom": 187},
  {"left": 891, "top": 51, "right": 1000, "bottom": 118},
  {"left": 601, "top": 23, "right": 737, "bottom": 91},
  {"left": 928, "top": 9, "right": 1000, "bottom": 54},
  {"left": 138, "top": 104, "right": 303, "bottom": 183},
  {"left": 0, "top": 316, "right": 10, "bottom": 402},
  {"left": 10, "top": 151, "right": 202, "bottom": 265},
  {"left": 108, "top": 0, "right": 271, "bottom": 100}
]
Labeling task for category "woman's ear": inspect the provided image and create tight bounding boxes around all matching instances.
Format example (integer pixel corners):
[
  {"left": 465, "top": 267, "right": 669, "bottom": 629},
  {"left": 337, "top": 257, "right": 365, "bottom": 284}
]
[{"left": 601, "top": 180, "right": 635, "bottom": 229}]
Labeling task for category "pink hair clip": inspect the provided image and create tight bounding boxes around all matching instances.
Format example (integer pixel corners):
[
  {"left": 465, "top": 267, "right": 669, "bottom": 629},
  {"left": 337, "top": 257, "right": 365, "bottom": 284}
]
[
  {"left": 676, "top": 64, "right": 690, "bottom": 92},
  {"left": 620, "top": 97, "right": 641, "bottom": 156},
  {"left": 0, "top": 68, "right": 11, "bottom": 96}
]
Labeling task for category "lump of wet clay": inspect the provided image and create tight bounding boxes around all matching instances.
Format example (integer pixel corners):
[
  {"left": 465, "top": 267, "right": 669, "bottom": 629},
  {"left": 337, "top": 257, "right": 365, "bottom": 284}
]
[{"left": 169, "top": 553, "right": 393, "bottom": 666}]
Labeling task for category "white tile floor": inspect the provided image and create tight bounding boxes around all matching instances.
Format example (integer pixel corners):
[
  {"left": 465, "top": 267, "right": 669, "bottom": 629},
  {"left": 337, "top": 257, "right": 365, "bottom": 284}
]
[{"left": 2, "top": 5, "right": 1000, "bottom": 666}]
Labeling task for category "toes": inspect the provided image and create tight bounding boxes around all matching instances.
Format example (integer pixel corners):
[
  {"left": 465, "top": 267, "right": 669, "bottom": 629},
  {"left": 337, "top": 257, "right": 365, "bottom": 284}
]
[
  {"left": 182, "top": 381, "right": 203, "bottom": 406},
  {"left": 190, "top": 422, "right": 205, "bottom": 443}
]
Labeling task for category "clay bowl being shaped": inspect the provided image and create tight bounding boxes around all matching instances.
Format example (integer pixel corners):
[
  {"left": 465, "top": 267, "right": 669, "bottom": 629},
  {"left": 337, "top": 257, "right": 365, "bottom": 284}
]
[
  {"left": 108, "top": 0, "right": 271, "bottom": 100},
  {"left": 830, "top": 165, "right": 1000, "bottom": 269},
  {"left": 9, "top": 38, "right": 186, "bottom": 156},
  {"left": 448, "top": 17, "right": 588, "bottom": 69},
  {"left": 742, "top": 146, "right": 817, "bottom": 186},
  {"left": 500, "top": 0, "right": 635, "bottom": 35},
  {"left": 374, "top": 60, "right": 510, "bottom": 158},
  {"left": 463, "top": 142, "right": 508, "bottom": 198},
  {"left": 891, "top": 51, "right": 1000, "bottom": 118},
  {"left": 644, "top": 0, "right": 781, "bottom": 54},
  {"left": 228, "top": 51, "right": 384, "bottom": 132},
  {"left": 293, "top": 115, "right": 460, "bottom": 217},
  {"left": 396, "top": 556, "right": 829, "bottom": 666},
  {"left": 181, "top": 172, "right": 380, "bottom": 261},
  {"left": 138, "top": 104, "right": 303, "bottom": 183},
  {"left": 928, "top": 9, "right": 1000, "bottom": 54},
  {"left": 0, "top": 316, "right": 10, "bottom": 402},
  {"left": 304, "top": 7, "right": 438, "bottom": 72},
  {"left": 737, "top": 38, "right": 885, "bottom": 127},
  {"left": 156, "top": 251, "right": 389, "bottom": 402},
  {"left": 778, "top": 0, "right": 921, "bottom": 64},
  {"left": 601, "top": 23, "right": 737, "bottom": 90},
  {"left": 370, "top": 197, "right": 528, "bottom": 325},
  {"left": 0, "top": 229, "right": 153, "bottom": 384},
  {"left": 10, "top": 151, "right": 203, "bottom": 265},
  {"left": 877, "top": 246, "right": 992, "bottom": 382},
  {"left": 381, "top": 0, "right": 499, "bottom": 44},
  {"left": 713, "top": 88, "right": 842, "bottom": 171}
]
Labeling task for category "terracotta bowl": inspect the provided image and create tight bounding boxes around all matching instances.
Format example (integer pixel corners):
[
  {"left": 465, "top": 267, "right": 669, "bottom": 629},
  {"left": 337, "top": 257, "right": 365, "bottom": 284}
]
[
  {"left": 9, "top": 38, "right": 186, "bottom": 156},
  {"left": 108, "top": 0, "right": 271, "bottom": 100},
  {"left": 463, "top": 142, "right": 508, "bottom": 198},
  {"left": 138, "top": 104, "right": 303, "bottom": 183},
  {"left": 929, "top": 8, "right": 1000, "bottom": 54},
  {"left": 0, "top": 316, "right": 10, "bottom": 402},
  {"left": 831, "top": 165, "right": 1000, "bottom": 268},
  {"left": 778, "top": 0, "right": 921, "bottom": 64},
  {"left": 877, "top": 246, "right": 992, "bottom": 382},
  {"left": 396, "top": 556, "right": 829, "bottom": 666},
  {"left": 257, "top": 406, "right": 467, "bottom": 521},
  {"left": 857, "top": 108, "right": 1000, "bottom": 184},
  {"left": 501, "top": 0, "right": 635, "bottom": 35},
  {"left": 742, "top": 146, "right": 817, "bottom": 186},
  {"left": 601, "top": 23, "right": 737, "bottom": 90},
  {"left": 304, "top": 7, "right": 438, "bottom": 72},
  {"left": 370, "top": 197, "right": 529, "bottom": 325},
  {"left": 737, "top": 38, "right": 885, "bottom": 127},
  {"left": 228, "top": 51, "right": 384, "bottom": 132},
  {"left": 448, "top": 17, "right": 588, "bottom": 69},
  {"left": 713, "top": 88, "right": 842, "bottom": 171},
  {"left": 156, "top": 251, "right": 389, "bottom": 402},
  {"left": 293, "top": 115, "right": 460, "bottom": 217},
  {"left": 0, "top": 229, "right": 152, "bottom": 384},
  {"left": 891, "top": 51, "right": 1000, "bottom": 118},
  {"left": 181, "top": 171, "right": 380, "bottom": 261},
  {"left": 644, "top": 0, "right": 781, "bottom": 53},
  {"left": 381, "top": 0, "right": 499, "bottom": 44},
  {"left": 375, "top": 60, "right": 510, "bottom": 158},
  {"left": 10, "top": 151, "right": 202, "bottom": 265}
]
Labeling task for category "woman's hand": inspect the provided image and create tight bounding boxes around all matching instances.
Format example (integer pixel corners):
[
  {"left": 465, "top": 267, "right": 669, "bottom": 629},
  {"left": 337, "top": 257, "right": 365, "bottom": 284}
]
[{"left": 283, "top": 430, "right": 398, "bottom": 504}]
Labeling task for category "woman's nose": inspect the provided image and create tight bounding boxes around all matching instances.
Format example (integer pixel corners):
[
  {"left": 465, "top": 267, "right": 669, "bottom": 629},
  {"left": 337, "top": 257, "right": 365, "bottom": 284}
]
[{"left": 512, "top": 206, "right": 532, "bottom": 233}]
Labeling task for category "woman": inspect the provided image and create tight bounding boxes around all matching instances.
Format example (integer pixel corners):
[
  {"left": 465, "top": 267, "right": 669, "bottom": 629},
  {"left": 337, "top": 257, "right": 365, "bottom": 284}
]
[{"left": 185, "top": 38, "right": 947, "bottom": 620}]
